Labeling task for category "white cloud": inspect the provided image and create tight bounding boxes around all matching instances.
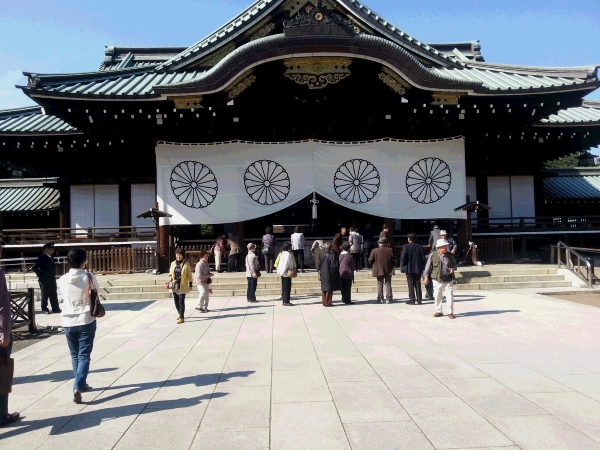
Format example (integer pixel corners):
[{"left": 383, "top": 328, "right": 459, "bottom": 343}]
[{"left": 0, "top": 70, "right": 36, "bottom": 110}]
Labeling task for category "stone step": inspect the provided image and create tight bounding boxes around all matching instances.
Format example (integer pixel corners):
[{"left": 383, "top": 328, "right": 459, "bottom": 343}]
[
  {"left": 99, "top": 280, "right": 572, "bottom": 301},
  {"left": 99, "top": 274, "right": 566, "bottom": 294},
  {"left": 99, "top": 267, "right": 558, "bottom": 287}
]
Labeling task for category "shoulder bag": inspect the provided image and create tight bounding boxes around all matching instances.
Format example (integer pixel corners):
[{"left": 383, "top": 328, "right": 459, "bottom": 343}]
[
  {"left": 286, "top": 253, "right": 298, "bottom": 278},
  {"left": 88, "top": 272, "right": 106, "bottom": 318}
]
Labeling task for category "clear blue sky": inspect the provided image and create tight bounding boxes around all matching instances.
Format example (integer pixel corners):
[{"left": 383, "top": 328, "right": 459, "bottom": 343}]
[{"left": 1, "top": 1, "right": 599, "bottom": 115}]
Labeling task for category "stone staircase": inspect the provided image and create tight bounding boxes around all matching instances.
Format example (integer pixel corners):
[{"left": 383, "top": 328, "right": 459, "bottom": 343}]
[{"left": 97, "top": 265, "right": 572, "bottom": 301}]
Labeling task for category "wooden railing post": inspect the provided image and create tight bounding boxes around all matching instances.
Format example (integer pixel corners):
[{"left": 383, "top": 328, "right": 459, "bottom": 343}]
[{"left": 27, "top": 287, "right": 37, "bottom": 333}]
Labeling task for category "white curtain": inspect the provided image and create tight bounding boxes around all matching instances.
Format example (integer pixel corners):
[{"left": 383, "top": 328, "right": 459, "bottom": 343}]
[{"left": 156, "top": 138, "right": 467, "bottom": 225}]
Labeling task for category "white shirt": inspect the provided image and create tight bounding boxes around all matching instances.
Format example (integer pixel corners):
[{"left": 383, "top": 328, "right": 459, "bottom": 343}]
[
  {"left": 291, "top": 233, "right": 305, "bottom": 250},
  {"left": 59, "top": 269, "right": 96, "bottom": 327},
  {"left": 276, "top": 252, "right": 295, "bottom": 277}
]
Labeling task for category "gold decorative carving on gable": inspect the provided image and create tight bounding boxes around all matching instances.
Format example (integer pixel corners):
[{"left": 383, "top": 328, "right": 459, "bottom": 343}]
[
  {"left": 191, "top": 43, "right": 236, "bottom": 68},
  {"left": 378, "top": 67, "right": 410, "bottom": 95},
  {"left": 171, "top": 96, "right": 204, "bottom": 109},
  {"left": 250, "top": 22, "right": 276, "bottom": 41},
  {"left": 226, "top": 70, "right": 257, "bottom": 99},
  {"left": 245, "top": 16, "right": 276, "bottom": 41},
  {"left": 431, "top": 92, "right": 463, "bottom": 105},
  {"left": 283, "top": 57, "right": 352, "bottom": 90},
  {"left": 282, "top": 0, "right": 336, "bottom": 16}
]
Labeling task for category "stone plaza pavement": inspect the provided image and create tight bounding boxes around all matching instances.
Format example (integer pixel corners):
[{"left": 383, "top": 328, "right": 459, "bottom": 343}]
[{"left": 2, "top": 289, "right": 600, "bottom": 449}]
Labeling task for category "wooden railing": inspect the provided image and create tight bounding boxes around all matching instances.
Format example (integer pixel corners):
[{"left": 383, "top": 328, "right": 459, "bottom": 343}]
[
  {"left": 475, "top": 238, "right": 514, "bottom": 262},
  {"left": 1, "top": 226, "right": 156, "bottom": 245},
  {"left": 472, "top": 216, "right": 600, "bottom": 234},
  {"left": 10, "top": 288, "right": 37, "bottom": 333},
  {"left": 87, "top": 247, "right": 157, "bottom": 274}
]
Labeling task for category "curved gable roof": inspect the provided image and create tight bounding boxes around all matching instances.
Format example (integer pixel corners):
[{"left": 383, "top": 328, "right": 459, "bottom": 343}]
[{"left": 156, "top": 0, "right": 465, "bottom": 72}]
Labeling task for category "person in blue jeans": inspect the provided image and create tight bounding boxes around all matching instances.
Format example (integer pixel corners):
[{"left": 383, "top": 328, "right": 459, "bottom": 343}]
[
  {"left": 58, "top": 248, "right": 98, "bottom": 404},
  {"left": 0, "top": 268, "right": 20, "bottom": 427}
]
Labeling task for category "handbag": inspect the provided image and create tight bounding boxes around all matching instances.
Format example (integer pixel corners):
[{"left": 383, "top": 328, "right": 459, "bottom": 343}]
[
  {"left": 87, "top": 273, "right": 106, "bottom": 318},
  {"left": 252, "top": 272, "right": 261, "bottom": 279},
  {"left": 0, "top": 356, "right": 14, "bottom": 395},
  {"left": 261, "top": 247, "right": 270, "bottom": 255},
  {"left": 287, "top": 268, "right": 298, "bottom": 278}
]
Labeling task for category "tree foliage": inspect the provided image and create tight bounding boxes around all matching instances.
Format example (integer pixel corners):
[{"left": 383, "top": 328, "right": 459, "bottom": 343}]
[{"left": 544, "top": 153, "right": 581, "bottom": 169}]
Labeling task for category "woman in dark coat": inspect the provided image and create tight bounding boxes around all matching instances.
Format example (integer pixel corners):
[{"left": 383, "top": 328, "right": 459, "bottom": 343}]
[{"left": 319, "top": 242, "right": 340, "bottom": 307}]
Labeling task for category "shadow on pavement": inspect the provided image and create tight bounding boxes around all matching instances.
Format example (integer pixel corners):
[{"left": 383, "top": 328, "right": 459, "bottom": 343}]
[
  {"left": 455, "top": 310, "right": 520, "bottom": 318},
  {"left": 0, "top": 393, "right": 227, "bottom": 440},
  {"left": 103, "top": 301, "right": 156, "bottom": 311},
  {"left": 185, "top": 313, "right": 265, "bottom": 321},
  {"left": 91, "top": 370, "right": 255, "bottom": 405},
  {"left": 15, "top": 368, "right": 118, "bottom": 385}
]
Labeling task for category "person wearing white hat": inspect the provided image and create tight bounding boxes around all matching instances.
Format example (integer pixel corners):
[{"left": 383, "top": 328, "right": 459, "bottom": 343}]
[
  {"left": 439, "top": 230, "right": 458, "bottom": 255},
  {"left": 423, "top": 238, "right": 457, "bottom": 319}
]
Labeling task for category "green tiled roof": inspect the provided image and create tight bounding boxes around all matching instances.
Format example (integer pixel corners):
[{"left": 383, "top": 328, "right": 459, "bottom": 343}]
[
  {"left": 432, "top": 66, "right": 595, "bottom": 92},
  {"left": 24, "top": 70, "right": 204, "bottom": 98},
  {"left": 544, "top": 175, "right": 600, "bottom": 199},
  {"left": 0, "top": 186, "right": 60, "bottom": 211},
  {"left": 0, "top": 106, "right": 79, "bottom": 135},
  {"left": 540, "top": 101, "right": 600, "bottom": 125},
  {"left": 156, "top": 0, "right": 466, "bottom": 72}
]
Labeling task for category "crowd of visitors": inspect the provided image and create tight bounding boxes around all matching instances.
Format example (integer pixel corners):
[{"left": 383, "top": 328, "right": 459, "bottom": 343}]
[{"left": 0, "top": 223, "right": 459, "bottom": 429}]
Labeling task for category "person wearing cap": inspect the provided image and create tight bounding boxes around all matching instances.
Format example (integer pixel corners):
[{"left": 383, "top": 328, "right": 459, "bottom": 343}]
[
  {"left": 245, "top": 243, "right": 260, "bottom": 303},
  {"left": 439, "top": 230, "right": 458, "bottom": 255},
  {"left": 423, "top": 238, "right": 457, "bottom": 319},
  {"left": 425, "top": 225, "right": 441, "bottom": 300},
  {"left": 32, "top": 242, "right": 61, "bottom": 314},
  {"left": 368, "top": 237, "right": 395, "bottom": 304}
]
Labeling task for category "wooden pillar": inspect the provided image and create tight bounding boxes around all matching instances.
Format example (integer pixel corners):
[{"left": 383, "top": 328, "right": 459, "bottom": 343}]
[
  {"left": 119, "top": 182, "right": 132, "bottom": 228},
  {"left": 58, "top": 183, "right": 71, "bottom": 231},
  {"left": 475, "top": 175, "right": 489, "bottom": 229},
  {"left": 159, "top": 224, "right": 170, "bottom": 272}
]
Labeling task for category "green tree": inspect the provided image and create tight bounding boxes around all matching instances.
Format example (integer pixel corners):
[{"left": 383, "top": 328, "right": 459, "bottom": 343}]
[{"left": 544, "top": 153, "right": 580, "bottom": 169}]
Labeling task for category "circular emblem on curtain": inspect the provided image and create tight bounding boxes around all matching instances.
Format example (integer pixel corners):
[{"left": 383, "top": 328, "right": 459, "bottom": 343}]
[
  {"left": 170, "top": 161, "right": 218, "bottom": 209},
  {"left": 406, "top": 157, "right": 452, "bottom": 204},
  {"left": 334, "top": 159, "right": 380, "bottom": 204},
  {"left": 244, "top": 160, "right": 291, "bottom": 206}
]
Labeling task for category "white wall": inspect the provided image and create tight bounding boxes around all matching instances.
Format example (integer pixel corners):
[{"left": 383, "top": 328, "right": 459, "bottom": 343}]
[
  {"left": 487, "top": 175, "right": 536, "bottom": 219},
  {"left": 70, "top": 186, "right": 95, "bottom": 234},
  {"left": 510, "top": 176, "right": 535, "bottom": 218},
  {"left": 131, "top": 184, "right": 156, "bottom": 227},
  {"left": 488, "top": 176, "right": 512, "bottom": 218},
  {"left": 70, "top": 185, "right": 119, "bottom": 232}
]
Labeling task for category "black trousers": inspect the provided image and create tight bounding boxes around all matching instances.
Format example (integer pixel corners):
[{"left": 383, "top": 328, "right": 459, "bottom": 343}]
[
  {"left": 363, "top": 246, "right": 373, "bottom": 268},
  {"left": 406, "top": 274, "right": 422, "bottom": 302},
  {"left": 247, "top": 277, "right": 257, "bottom": 301},
  {"left": 292, "top": 250, "right": 304, "bottom": 271},
  {"left": 341, "top": 278, "right": 352, "bottom": 303},
  {"left": 173, "top": 292, "right": 186, "bottom": 318},
  {"left": 281, "top": 277, "right": 292, "bottom": 304},
  {"left": 352, "top": 253, "right": 362, "bottom": 270},
  {"left": 263, "top": 252, "right": 273, "bottom": 273},
  {"left": 228, "top": 254, "right": 238, "bottom": 273},
  {"left": 40, "top": 279, "right": 60, "bottom": 312}
]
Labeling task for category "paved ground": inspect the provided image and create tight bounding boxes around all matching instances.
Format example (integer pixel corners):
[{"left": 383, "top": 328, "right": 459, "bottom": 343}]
[{"left": 2, "top": 290, "right": 600, "bottom": 449}]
